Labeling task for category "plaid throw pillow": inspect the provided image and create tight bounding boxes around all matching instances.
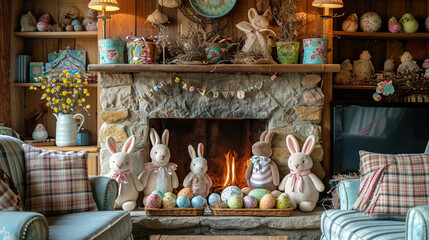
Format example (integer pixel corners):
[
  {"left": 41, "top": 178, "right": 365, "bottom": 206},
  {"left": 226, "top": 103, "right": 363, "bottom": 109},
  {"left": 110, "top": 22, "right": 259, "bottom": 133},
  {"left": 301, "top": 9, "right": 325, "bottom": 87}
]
[
  {"left": 0, "top": 169, "right": 22, "bottom": 211},
  {"left": 23, "top": 144, "right": 97, "bottom": 216},
  {"left": 356, "top": 151, "right": 429, "bottom": 216}
]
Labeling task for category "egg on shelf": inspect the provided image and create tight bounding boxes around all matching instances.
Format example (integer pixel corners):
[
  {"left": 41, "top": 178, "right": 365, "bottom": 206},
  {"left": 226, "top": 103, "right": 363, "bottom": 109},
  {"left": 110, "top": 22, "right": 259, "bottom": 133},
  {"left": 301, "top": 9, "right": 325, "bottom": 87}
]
[
  {"left": 164, "top": 192, "right": 177, "bottom": 200},
  {"left": 176, "top": 195, "right": 191, "bottom": 208},
  {"left": 259, "top": 194, "right": 276, "bottom": 209},
  {"left": 162, "top": 195, "right": 176, "bottom": 208},
  {"left": 388, "top": 17, "right": 402, "bottom": 33},
  {"left": 342, "top": 13, "right": 359, "bottom": 32},
  {"left": 241, "top": 187, "right": 252, "bottom": 196},
  {"left": 146, "top": 193, "right": 162, "bottom": 208},
  {"left": 178, "top": 188, "right": 194, "bottom": 200},
  {"left": 400, "top": 13, "right": 419, "bottom": 33},
  {"left": 151, "top": 190, "right": 165, "bottom": 199},
  {"left": 248, "top": 188, "right": 271, "bottom": 204},
  {"left": 208, "top": 193, "right": 221, "bottom": 206},
  {"left": 359, "top": 12, "right": 382, "bottom": 32},
  {"left": 243, "top": 195, "right": 257, "bottom": 208},
  {"left": 221, "top": 186, "right": 243, "bottom": 203},
  {"left": 191, "top": 195, "right": 206, "bottom": 208},
  {"left": 227, "top": 195, "right": 243, "bottom": 209},
  {"left": 276, "top": 195, "right": 291, "bottom": 209}
]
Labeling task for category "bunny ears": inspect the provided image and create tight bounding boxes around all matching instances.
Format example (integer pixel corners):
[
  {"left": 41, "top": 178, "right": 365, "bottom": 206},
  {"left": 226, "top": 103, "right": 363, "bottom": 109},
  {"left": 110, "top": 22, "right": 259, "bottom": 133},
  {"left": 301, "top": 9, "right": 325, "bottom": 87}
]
[
  {"left": 286, "top": 135, "right": 316, "bottom": 155},
  {"left": 106, "top": 135, "right": 135, "bottom": 154},
  {"left": 188, "top": 143, "right": 204, "bottom": 159},
  {"left": 260, "top": 131, "right": 274, "bottom": 143},
  {"left": 149, "top": 128, "right": 169, "bottom": 146}
]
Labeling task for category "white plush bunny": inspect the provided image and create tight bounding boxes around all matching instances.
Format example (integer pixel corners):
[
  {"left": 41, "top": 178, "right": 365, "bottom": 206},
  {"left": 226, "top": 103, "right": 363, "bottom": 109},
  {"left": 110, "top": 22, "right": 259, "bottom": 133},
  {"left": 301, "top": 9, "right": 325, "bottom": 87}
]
[
  {"left": 139, "top": 128, "right": 179, "bottom": 206},
  {"left": 183, "top": 143, "right": 213, "bottom": 197},
  {"left": 278, "top": 135, "right": 325, "bottom": 212},
  {"left": 105, "top": 135, "right": 143, "bottom": 211}
]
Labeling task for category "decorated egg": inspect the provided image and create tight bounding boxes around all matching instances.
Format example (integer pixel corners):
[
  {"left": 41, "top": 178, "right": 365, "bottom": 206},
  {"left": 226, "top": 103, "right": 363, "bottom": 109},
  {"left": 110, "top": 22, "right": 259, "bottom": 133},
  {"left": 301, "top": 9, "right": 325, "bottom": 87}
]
[
  {"left": 221, "top": 186, "right": 243, "bottom": 203},
  {"left": 388, "top": 17, "right": 402, "bottom": 33},
  {"left": 400, "top": 13, "right": 419, "bottom": 33},
  {"left": 243, "top": 195, "right": 257, "bottom": 208},
  {"left": 178, "top": 188, "right": 194, "bottom": 200},
  {"left": 426, "top": 17, "right": 429, "bottom": 32},
  {"left": 259, "top": 194, "right": 276, "bottom": 209},
  {"left": 146, "top": 193, "right": 162, "bottom": 208},
  {"left": 359, "top": 12, "right": 382, "bottom": 32},
  {"left": 176, "top": 195, "right": 191, "bottom": 208},
  {"left": 164, "top": 192, "right": 177, "bottom": 200},
  {"left": 276, "top": 195, "right": 290, "bottom": 209},
  {"left": 191, "top": 195, "right": 206, "bottom": 208},
  {"left": 151, "top": 190, "right": 165, "bottom": 199},
  {"left": 342, "top": 13, "right": 358, "bottom": 32},
  {"left": 162, "top": 195, "right": 176, "bottom": 208},
  {"left": 271, "top": 190, "right": 282, "bottom": 198},
  {"left": 208, "top": 193, "right": 221, "bottom": 206},
  {"left": 248, "top": 188, "right": 271, "bottom": 203},
  {"left": 227, "top": 195, "right": 243, "bottom": 209},
  {"left": 241, "top": 187, "right": 252, "bottom": 195}
]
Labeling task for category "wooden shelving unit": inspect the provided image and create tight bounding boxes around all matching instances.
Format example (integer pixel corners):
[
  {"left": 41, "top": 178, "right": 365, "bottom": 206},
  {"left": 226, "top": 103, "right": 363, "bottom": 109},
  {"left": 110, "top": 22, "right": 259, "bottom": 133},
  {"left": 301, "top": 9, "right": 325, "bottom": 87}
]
[
  {"left": 15, "top": 31, "right": 98, "bottom": 38},
  {"left": 333, "top": 85, "right": 376, "bottom": 90},
  {"left": 333, "top": 31, "right": 429, "bottom": 40}
]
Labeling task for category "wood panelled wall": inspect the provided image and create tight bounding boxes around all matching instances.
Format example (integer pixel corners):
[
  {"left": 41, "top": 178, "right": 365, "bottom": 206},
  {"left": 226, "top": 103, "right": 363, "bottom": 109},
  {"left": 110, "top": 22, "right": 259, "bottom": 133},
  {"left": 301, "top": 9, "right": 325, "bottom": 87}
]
[{"left": 1, "top": 0, "right": 10, "bottom": 126}]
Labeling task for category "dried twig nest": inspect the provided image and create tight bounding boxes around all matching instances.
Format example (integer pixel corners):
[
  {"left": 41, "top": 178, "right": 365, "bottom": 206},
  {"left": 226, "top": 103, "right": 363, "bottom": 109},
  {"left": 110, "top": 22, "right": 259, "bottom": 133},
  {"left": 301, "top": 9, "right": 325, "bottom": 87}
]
[
  {"left": 159, "top": 0, "right": 181, "bottom": 8},
  {"left": 147, "top": 9, "right": 169, "bottom": 25}
]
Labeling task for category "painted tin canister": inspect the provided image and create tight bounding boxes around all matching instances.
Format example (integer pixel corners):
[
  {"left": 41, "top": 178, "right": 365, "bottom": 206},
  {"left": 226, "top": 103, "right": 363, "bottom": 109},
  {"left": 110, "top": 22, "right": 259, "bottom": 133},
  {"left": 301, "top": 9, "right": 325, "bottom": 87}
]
[
  {"left": 55, "top": 113, "right": 84, "bottom": 147},
  {"left": 98, "top": 39, "right": 125, "bottom": 64},
  {"left": 127, "top": 40, "right": 157, "bottom": 64},
  {"left": 77, "top": 129, "right": 90, "bottom": 146},
  {"left": 277, "top": 42, "right": 300, "bottom": 64},
  {"left": 303, "top": 38, "right": 328, "bottom": 64}
]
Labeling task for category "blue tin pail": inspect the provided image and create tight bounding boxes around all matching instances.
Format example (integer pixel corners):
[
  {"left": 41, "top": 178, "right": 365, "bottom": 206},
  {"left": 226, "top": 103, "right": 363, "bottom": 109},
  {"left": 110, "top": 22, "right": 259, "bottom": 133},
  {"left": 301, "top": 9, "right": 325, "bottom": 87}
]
[
  {"left": 98, "top": 39, "right": 125, "bottom": 64},
  {"left": 303, "top": 38, "right": 328, "bottom": 64}
]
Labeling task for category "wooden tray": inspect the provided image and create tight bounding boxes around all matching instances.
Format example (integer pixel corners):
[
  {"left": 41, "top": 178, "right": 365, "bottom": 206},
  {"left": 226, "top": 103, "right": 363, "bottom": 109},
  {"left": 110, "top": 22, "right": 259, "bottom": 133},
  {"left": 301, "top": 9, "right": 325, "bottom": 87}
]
[
  {"left": 142, "top": 207, "right": 206, "bottom": 216},
  {"left": 24, "top": 139, "right": 56, "bottom": 146},
  {"left": 209, "top": 207, "right": 293, "bottom": 216}
]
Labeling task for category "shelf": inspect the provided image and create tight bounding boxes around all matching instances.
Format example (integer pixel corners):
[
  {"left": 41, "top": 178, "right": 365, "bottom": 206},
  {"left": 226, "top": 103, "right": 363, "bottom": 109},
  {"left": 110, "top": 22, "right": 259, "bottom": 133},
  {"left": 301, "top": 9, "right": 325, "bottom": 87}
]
[
  {"left": 333, "top": 85, "right": 376, "bottom": 90},
  {"left": 12, "top": 82, "right": 98, "bottom": 88},
  {"left": 333, "top": 31, "right": 429, "bottom": 40},
  {"left": 88, "top": 64, "right": 341, "bottom": 73},
  {"left": 37, "top": 145, "right": 98, "bottom": 152},
  {"left": 14, "top": 31, "right": 98, "bottom": 39}
]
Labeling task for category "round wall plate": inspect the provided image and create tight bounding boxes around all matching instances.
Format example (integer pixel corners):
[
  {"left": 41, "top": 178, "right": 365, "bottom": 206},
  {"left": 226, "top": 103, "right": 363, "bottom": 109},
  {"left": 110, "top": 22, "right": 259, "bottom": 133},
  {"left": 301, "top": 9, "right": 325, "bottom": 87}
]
[{"left": 189, "top": 0, "right": 237, "bottom": 18}]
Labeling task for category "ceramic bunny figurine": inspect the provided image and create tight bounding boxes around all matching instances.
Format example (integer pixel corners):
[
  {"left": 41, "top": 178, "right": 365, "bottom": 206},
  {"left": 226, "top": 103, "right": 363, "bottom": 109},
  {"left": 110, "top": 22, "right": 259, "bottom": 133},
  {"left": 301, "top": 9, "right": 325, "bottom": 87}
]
[
  {"left": 139, "top": 128, "right": 179, "bottom": 206},
  {"left": 183, "top": 143, "right": 213, "bottom": 197},
  {"left": 245, "top": 131, "right": 280, "bottom": 191},
  {"left": 105, "top": 135, "right": 143, "bottom": 211},
  {"left": 279, "top": 135, "right": 325, "bottom": 212}
]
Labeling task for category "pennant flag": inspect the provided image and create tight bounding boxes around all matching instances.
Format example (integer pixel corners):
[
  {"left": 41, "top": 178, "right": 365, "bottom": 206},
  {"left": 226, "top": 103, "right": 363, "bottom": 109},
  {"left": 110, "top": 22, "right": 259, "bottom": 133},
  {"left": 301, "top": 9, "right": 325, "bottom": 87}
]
[
  {"left": 257, "top": 82, "right": 263, "bottom": 90},
  {"left": 237, "top": 90, "right": 245, "bottom": 99},
  {"left": 230, "top": 91, "right": 235, "bottom": 96},
  {"left": 222, "top": 91, "right": 229, "bottom": 98},
  {"left": 182, "top": 83, "right": 189, "bottom": 90},
  {"left": 189, "top": 86, "right": 195, "bottom": 92},
  {"left": 197, "top": 88, "right": 206, "bottom": 96},
  {"left": 271, "top": 74, "right": 277, "bottom": 81},
  {"left": 213, "top": 91, "right": 219, "bottom": 98}
]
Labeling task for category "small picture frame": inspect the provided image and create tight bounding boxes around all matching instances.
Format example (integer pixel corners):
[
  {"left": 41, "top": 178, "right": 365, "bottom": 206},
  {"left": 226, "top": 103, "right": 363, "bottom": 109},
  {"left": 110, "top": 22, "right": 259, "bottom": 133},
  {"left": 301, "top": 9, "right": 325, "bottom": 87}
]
[{"left": 29, "top": 62, "right": 44, "bottom": 83}]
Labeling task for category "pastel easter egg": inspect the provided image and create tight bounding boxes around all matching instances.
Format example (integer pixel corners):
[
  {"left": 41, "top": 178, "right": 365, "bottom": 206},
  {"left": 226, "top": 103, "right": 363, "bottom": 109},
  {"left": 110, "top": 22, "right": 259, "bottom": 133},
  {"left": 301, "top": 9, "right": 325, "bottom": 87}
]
[
  {"left": 146, "top": 193, "right": 162, "bottom": 208},
  {"left": 176, "top": 195, "right": 191, "bottom": 208},
  {"left": 221, "top": 186, "right": 243, "bottom": 203},
  {"left": 178, "top": 188, "right": 194, "bottom": 200},
  {"left": 259, "top": 194, "right": 276, "bottom": 209},
  {"left": 241, "top": 187, "right": 252, "bottom": 196},
  {"left": 276, "top": 195, "right": 290, "bottom": 209},
  {"left": 359, "top": 12, "right": 382, "bottom": 32},
  {"left": 208, "top": 193, "right": 221, "bottom": 206},
  {"left": 248, "top": 189, "right": 271, "bottom": 204},
  {"left": 164, "top": 192, "right": 177, "bottom": 200},
  {"left": 151, "top": 190, "right": 165, "bottom": 199},
  {"left": 191, "top": 195, "right": 206, "bottom": 208},
  {"left": 162, "top": 195, "right": 176, "bottom": 208},
  {"left": 243, "top": 195, "right": 257, "bottom": 208},
  {"left": 227, "top": 195, "right": 243, "bottom": 209},
  {"left": 271, "top": 190, "right": 282, "bottom": 198}
]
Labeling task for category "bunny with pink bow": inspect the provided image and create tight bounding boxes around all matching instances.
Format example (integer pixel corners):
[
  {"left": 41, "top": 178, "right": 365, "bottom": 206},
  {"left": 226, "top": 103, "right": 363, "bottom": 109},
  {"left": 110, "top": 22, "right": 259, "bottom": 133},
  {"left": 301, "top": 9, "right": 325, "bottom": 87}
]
[{"left": 278, "top": 135, "right": 325, "bottom": 212}]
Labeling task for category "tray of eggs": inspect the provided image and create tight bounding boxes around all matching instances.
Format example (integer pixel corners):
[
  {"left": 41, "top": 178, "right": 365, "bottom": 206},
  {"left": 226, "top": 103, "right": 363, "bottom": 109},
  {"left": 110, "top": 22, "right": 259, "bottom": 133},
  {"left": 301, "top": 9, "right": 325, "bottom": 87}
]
[
  {"left": 209, "top": 186, "right": 293, "bottom": 216},
  {"left": 144, "top": 188, "right": 206, "bottom": 216}
]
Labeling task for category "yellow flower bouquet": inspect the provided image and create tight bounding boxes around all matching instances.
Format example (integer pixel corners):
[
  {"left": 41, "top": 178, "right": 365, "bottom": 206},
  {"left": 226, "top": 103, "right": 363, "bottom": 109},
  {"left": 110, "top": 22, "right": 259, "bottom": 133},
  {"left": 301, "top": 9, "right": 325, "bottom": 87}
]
[{"left": 29, "top": 70, "right": 90, "bottom": 114}]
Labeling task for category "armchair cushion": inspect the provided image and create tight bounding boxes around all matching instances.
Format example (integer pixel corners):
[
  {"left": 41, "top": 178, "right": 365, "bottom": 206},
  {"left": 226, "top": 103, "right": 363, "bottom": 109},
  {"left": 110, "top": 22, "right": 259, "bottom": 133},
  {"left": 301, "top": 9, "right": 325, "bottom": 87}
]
[
  {"left": 0, "top": 211, "right": 48, "bottom": 240},
  {"left": 23, "top": 144, "right": 97, "bottom": 216},
  {"left": 0, "top": 169, "right": 22, "bottom": 210},
  {"left": 89, "top": 176, "right": 118, "bottom": 211}
]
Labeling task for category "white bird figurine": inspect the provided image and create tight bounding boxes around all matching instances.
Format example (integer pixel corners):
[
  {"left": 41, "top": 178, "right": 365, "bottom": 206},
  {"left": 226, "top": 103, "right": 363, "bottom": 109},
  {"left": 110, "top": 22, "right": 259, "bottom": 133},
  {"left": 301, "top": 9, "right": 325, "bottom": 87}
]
[{"left": 32, "top": 124, "right": 48, "bottom": 140}]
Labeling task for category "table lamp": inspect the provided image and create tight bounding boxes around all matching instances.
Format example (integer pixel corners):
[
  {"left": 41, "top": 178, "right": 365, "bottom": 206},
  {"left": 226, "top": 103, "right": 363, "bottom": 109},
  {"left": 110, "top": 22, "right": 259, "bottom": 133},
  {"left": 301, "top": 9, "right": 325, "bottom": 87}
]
[
  {"left": 312, "top": 0, "right": 343, "bottom": 38},
  {"left": 88, "top": 0, "right": 120, "bottom": 39}
]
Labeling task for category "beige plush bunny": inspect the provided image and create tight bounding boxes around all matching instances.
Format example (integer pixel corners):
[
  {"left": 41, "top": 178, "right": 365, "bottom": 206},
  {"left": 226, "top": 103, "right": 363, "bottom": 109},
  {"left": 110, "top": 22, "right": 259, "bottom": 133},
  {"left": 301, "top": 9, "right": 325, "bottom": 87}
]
[
  {"left": 245, "top": 131, "right": 280, "bottom": 191},
  {"left": 139, "top": 128, "right": 179, "bottom": 206},
  {"left": 105, "top": 135, "right": 143, "bottom": 211},
  {"left": 279, "top": 135, "right": 325, "bottom": 212},
  {"left": 183, "top": 143, "right": 213, "bottom": 197}
]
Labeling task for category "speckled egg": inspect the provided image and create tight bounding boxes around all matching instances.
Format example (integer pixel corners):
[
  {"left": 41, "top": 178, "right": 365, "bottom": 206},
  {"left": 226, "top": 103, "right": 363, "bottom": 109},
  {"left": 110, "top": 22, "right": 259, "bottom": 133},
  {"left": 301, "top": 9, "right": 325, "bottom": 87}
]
[
  {"left": 164, "top": 192, "right": 177, "bottom": 200},
  {"left": 146, "top": 193, "right": 162, "bottom": 208},
  {"left": 271, "top": 190, "right": 282, "bottom": 198},
  {"left": 260, "top": 194, "right": 276, "bottom": 209},
  {"left": 241, "top": 187, "right": 252, "bottom": 195},
  {"left": 243, "top": 195, "right": 257, "bottom": 208},
  {"left": 178, "top": 188, "right": 194, "bottom": 200},
  {"left": 208, "top": 193, "right": 221, "bottom": 206},
  {"left": 221, "top": 186, "right": 243, "bottom": 203},
  {"left": 162, "top": 195, "right": 176, "bottom": 208},
  {"left": 227, "top": 195, "right": 243, "bottom": 209},
  {"left": 276, "top": 195, "right": 290, "bottom": 209},
  {"left": 151, "top": 190, "right": 165, "bottom": 199},
  {"left": 191, "top": 195, "right": 206, "bottom": 208},
  {"left": 248, "top": 189, "right": 271, "bottom": 204},
  {"left": 359, "top": 12, "right": 382, "bottom": 32},
  {"left": 176, "top": 195, "right": 191, "bottom": 208}
]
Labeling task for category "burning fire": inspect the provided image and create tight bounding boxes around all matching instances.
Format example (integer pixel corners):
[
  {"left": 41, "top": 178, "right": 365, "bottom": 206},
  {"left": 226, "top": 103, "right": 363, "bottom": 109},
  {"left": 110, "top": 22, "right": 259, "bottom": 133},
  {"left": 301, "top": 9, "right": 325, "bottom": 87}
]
[{"left": 223, "top": 151, "right": 237, "bottom": 187}]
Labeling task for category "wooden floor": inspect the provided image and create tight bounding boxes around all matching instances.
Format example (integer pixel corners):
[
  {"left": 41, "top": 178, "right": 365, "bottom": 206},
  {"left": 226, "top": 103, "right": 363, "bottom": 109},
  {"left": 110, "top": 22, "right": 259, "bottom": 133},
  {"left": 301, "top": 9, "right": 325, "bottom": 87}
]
[{"left": 150, "top": 236, "right": 288, "bottom": 240}]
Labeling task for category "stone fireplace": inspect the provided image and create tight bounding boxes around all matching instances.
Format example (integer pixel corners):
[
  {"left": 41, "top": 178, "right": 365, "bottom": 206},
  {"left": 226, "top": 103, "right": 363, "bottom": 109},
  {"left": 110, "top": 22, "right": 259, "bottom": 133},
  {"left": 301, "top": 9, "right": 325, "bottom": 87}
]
[{"left": 98, "top": 71, "right": 326, "bottom": 187}]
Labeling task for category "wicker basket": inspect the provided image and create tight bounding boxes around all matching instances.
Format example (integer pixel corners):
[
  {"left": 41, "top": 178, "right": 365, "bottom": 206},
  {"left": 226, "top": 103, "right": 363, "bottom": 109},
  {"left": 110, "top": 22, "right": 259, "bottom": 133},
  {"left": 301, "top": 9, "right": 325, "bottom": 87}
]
[
  {"left": 142, "top": 207, "right": 206, "bottom": 216},
  {"left": 24, "top": 139, "right": 56, "bottom": 147},
  {"left": 209, "top": 207, "right": 293, "bottom": 216}
]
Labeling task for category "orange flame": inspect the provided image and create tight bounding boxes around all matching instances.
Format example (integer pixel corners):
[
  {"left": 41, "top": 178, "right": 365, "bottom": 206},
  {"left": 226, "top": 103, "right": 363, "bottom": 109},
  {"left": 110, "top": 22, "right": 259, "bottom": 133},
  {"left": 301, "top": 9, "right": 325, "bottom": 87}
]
[{"left": 223, "top": 151, "right": 237, "bottom": 187}]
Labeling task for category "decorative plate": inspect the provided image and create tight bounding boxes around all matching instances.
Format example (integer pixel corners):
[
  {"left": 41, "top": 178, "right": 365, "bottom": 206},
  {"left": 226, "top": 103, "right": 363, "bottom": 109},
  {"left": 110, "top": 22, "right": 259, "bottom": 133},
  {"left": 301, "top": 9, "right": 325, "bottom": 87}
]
[{"left": 189, "top": 0, "right": 237, "bottom": 18}]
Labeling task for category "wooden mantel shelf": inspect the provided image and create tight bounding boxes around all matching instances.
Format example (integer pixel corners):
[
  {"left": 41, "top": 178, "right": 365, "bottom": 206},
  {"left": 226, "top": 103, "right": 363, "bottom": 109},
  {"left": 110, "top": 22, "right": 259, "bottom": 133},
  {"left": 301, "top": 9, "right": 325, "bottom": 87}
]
[{"left": 87, "top": 64, "right": 340, "bottom": 73}]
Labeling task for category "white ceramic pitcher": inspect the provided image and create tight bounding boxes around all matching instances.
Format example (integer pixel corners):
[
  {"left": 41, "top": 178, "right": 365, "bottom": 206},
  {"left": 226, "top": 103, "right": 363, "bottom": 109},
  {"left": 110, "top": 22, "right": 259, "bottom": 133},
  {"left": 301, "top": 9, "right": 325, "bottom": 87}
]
[{"left": 54, "top": 113, "right": 84, "bottom": 147}]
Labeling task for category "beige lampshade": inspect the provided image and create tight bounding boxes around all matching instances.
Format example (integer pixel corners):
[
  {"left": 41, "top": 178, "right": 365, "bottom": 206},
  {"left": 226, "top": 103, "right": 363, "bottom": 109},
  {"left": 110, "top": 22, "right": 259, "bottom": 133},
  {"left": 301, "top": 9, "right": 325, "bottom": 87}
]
[
  {"left": 88, "top": 0, "right": 120, "bottom": 11},
  {"left": 312, "top": 0, "right": 343, "bottom": 8}
]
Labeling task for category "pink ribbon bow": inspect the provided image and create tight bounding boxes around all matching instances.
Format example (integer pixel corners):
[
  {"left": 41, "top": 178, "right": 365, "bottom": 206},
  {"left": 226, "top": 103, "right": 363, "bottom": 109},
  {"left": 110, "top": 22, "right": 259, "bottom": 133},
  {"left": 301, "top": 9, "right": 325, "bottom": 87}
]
[
  {"left": 289, "top": 170, "right": 311, "bottom": 192},
  {"left": 112, "top": 170, "right": 131, "bottom": 184},
  {"left": 144, "top": 162, "right": 178, "bottom": 173}
]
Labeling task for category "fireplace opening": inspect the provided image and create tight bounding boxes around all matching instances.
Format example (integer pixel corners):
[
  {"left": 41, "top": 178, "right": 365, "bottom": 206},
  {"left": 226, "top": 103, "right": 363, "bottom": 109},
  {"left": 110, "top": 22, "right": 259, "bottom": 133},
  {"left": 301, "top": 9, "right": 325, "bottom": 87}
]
[{"left": 149, "top": 118, "right": 268, "bottom": 193}]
